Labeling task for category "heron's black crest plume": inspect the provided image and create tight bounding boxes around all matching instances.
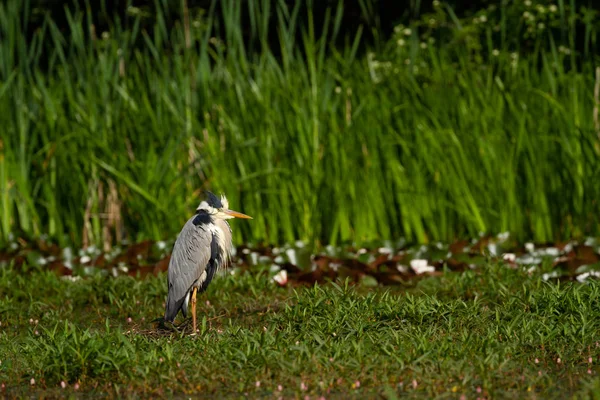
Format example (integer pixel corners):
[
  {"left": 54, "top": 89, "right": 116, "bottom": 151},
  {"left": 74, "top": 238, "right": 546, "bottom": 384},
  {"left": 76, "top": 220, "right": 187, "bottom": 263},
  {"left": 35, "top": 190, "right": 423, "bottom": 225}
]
[{"left": 204, "top": 191, "right": 223, "bottom": 208}]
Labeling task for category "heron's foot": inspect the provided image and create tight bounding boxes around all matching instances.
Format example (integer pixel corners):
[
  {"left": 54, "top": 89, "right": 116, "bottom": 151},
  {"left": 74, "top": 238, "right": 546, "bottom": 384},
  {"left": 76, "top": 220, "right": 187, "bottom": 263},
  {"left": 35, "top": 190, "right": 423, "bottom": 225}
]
[
  {"left": 176, "top": 318, "right": 198, "bottom": 335},
  {"left": 153, "top": 317, "right": 177, "bottom": 332}
]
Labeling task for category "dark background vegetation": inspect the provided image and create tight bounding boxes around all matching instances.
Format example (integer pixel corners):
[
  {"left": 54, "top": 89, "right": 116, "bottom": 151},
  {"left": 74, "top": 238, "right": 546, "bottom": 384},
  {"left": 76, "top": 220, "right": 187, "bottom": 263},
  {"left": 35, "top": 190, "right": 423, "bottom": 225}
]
[{"left": 21, "top": 0, "right": 600, "bottom": 58}]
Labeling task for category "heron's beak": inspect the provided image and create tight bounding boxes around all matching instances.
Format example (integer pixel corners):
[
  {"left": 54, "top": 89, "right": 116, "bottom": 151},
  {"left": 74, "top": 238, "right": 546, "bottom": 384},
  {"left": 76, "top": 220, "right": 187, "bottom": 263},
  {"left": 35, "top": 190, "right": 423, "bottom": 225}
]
[{"left": 224, "top": 209, "right": 252, "bottom": 219}]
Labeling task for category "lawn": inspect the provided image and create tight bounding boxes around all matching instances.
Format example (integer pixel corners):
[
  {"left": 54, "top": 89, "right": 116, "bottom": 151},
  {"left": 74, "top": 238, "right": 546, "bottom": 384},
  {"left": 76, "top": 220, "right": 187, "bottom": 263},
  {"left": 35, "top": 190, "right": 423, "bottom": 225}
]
[{"left": 1, "top": 263, "right": 599, "bottom": 399}]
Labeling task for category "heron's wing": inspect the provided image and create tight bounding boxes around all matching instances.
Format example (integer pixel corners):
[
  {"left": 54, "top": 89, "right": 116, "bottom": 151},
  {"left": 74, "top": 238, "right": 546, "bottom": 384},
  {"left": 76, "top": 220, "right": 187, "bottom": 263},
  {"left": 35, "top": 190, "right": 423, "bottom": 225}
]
[{"left": 164, "top": 215, "right": 213, "bottom": 322}]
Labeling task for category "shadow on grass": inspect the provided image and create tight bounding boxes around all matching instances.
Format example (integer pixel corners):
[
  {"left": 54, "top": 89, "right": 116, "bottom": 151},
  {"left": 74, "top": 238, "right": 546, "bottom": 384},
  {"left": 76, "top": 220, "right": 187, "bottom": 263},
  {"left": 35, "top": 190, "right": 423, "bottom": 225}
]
[{"left": 132, "top": 302, "right": 289, "bottom": 338}]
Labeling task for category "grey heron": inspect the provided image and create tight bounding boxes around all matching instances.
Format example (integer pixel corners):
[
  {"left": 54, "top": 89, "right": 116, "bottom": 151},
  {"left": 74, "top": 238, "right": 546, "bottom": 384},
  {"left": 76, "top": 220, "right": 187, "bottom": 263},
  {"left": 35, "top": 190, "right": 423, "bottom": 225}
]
[{"left": 164, "top": 191, "right": 252, "bottom": 333}]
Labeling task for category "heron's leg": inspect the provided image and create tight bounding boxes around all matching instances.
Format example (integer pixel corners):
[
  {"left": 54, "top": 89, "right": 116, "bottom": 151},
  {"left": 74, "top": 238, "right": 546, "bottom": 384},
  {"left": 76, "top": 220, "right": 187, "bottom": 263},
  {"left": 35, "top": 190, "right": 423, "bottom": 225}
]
[{"left": 191, "top": 286, "right": 198, "bottom": 334}]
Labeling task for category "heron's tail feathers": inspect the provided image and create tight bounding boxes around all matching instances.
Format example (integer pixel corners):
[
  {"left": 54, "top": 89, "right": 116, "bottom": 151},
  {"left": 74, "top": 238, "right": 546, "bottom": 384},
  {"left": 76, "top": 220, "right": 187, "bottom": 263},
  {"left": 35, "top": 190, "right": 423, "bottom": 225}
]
[
  {"left": 164, "top": 287, "right": 192, "bottom": 322},
  {"left": 164, "top": 293, "right": 185, "bottom": 322}
]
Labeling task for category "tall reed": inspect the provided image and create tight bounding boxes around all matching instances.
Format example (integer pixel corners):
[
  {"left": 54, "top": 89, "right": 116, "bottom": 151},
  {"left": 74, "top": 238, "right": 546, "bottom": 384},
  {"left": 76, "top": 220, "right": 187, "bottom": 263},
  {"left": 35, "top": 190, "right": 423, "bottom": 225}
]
[{"left": 0, "top": 0, "right": 598, "bottom": 249}]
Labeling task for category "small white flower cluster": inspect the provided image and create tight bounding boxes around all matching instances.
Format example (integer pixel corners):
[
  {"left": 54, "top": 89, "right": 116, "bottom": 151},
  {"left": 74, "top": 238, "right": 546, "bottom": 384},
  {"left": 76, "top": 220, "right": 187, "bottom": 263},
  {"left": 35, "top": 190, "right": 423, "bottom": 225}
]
[
  {"left": 379, "top": 0, "right": 579, "bottom": 84},
  {"left": 558, "top": 45, "right": 572, "bottom": 55},
  {"left": 473, "top": 14, "right": 488, "bottom": 25},
  {"left": 510, "top": 52, "right": 519, "bottom": 69},
  {"left": 367, "top": 52, "right": 393, "bottom": 83},
  {"left": 522, "top": 1, "right": 561, "bottom": 37},
  {"left": 126, "top": 6, "right": 141, "bottom": 15},
  {"left": 393, "top": 25, "right": 412, "bottom": 36}
]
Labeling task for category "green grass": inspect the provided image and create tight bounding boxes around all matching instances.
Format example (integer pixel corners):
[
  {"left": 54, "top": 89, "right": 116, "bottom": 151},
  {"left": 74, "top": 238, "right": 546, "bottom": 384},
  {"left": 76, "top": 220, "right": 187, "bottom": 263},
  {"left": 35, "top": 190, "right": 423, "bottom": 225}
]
[
  {"left": 1, "top": 263, "right": 600, "bottom": 398},
  {"left": 0, "top": 0, "right": 599, "bottom": 250}
]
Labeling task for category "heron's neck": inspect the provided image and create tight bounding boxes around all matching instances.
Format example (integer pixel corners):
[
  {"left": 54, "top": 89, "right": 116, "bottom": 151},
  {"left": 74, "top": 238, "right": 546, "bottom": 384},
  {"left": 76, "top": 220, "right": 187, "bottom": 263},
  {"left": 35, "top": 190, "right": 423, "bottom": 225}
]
[{"left": 212, "top": 218, "right": 233, "bottom": 267}]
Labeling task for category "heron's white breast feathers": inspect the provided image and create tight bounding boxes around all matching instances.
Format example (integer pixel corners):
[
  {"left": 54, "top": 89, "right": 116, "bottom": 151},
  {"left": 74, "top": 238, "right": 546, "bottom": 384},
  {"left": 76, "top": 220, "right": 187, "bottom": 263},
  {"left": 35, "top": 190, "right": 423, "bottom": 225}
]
[{"left": 208, "top": 220, "right": 233, "bottom": 271}]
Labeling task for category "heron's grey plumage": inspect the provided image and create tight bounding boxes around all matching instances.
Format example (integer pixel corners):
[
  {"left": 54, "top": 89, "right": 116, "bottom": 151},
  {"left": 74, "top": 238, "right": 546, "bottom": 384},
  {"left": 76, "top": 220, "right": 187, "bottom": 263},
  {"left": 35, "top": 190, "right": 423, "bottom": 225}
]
[
  {"left": 164, "top": 213, "right": 233, "bottom": 323},
  {"left": 163, "top": 191, "right": 249, "bottom": 330}
]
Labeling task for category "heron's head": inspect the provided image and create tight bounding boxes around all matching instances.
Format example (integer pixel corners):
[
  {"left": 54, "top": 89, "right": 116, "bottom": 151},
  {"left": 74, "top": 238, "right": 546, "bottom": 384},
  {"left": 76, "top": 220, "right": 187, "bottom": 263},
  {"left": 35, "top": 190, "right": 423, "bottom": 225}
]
[{"left": 196, "top": 191, "right": 252, "bottom": 220}]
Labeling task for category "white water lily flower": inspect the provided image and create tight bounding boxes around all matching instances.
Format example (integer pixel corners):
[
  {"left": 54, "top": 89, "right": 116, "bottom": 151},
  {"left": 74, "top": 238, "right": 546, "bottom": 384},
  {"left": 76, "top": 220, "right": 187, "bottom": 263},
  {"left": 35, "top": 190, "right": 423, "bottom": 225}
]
[
  {"left": 563, "top": 242, "right": 575, "bottom": 253},
  {"left": 285, "top": 248, "right": 297, "bottom": 266},
  {"left": 517, "top": 255, "right": 542, "bottom": 265},
  {"left": 525, "top": 242, "right": 535, "bottom": 252},
  {"left": 258, "top": 255, "right": 271, "bottom": 264},
  {"left": 540, "top": 247, "right": 559, "bottom": 257},
  {"left": 274, "top": 255, "right": 285, "bottom": 264},
  {"left": 543, "top": 271, "right": 561, "bottom": 281},
  {"left": 410, "top": 259, "right": 435, "bottom": 274},
  {"left": 577, "top": 271, "right": 600, "bottom": 283},
  {"left": 503, "top": 253, "right": 516, "bottom": 263},
  {"left": 273, "top": 269, "right": 288, "bottom": 286},
  {"left": 250, "top": 252, "right": 258, "bottom": 265},
  {"left": 326, "top": 244, "right": 335, "bottom": 255},
  {"left": 269, "top": 264, "right": 281, "bottom": 273}
]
